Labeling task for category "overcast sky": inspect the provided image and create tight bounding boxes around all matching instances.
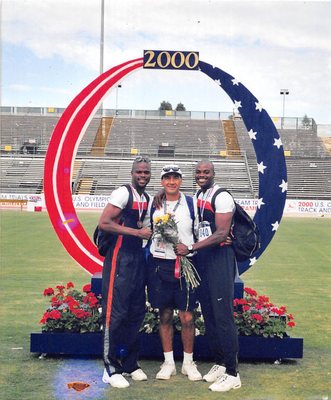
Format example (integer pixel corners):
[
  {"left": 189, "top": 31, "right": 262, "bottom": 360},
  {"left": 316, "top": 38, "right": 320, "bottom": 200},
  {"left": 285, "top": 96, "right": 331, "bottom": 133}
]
[{"left": 2, "top": 0, "right": 331, "bottom": 124}]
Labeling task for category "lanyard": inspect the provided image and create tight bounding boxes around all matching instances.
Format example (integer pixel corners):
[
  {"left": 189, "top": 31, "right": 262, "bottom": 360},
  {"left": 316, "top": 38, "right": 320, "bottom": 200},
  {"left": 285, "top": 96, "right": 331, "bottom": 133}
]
[
  {"left": 199, "top": 186, "right": 214, "bottom": 221},
  {"left": 130, "top": 185, "right": 145, "bottom": 223},
  {"left": 163, "top": 194, "right": 181, "bottom": 215}
]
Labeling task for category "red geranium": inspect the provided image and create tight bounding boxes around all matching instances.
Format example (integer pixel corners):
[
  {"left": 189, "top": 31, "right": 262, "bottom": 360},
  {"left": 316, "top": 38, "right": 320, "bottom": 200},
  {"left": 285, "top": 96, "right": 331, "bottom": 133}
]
[
  {"left": 244, "top": 287, "right": 257, "bottom": 297},
  {"left": 252, "top": 314, "right": 263, "bottom": 322},
  {"left": 40, "top": 282, "right": 102, "bottom": 333},
  {"left": 82, "top": 284, "right": 91, "bottom": 293},
  {"left": 43, "top": 287, "right": 54, "bottom": 296},
  {"left": 49, "top": 309, "right": 61, "bottom": 320},
  {"left": 233, "top": 287, "right": 296, "bottom": 338}
]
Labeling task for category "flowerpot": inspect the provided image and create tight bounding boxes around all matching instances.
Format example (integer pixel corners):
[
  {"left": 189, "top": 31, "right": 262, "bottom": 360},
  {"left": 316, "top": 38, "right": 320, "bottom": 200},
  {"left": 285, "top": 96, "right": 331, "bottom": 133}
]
[
  {"left": 139, "top": 333, "right": 303, "bottom": 360},
  {"left": 30, "top": 332, "right": 303, "bottom": 360},
  {"left": 30, "top": 332, "right": 103, "bottom": 356}
]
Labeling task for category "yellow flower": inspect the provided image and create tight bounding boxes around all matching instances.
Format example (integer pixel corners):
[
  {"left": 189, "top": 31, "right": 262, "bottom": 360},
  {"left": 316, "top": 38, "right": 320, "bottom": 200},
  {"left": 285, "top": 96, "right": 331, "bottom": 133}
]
[
  {"left": 162, "top": 214, "right": 170, "bottom": 223},
  {"left": 153, "top": 216, "right": 162, "bottom": 224}
]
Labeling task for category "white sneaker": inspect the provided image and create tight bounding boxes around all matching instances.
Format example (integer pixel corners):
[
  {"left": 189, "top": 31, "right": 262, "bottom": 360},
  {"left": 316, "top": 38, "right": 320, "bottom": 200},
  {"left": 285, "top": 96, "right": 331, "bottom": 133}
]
[
  {"left": 129, "top": 368, "right": 148, "bottom": 381},
  {"left": 156, "top": 362, "right": 176, "bottom": 380},
  {"left": 209, "top": 373, "right": 241, "bottom": 392},
  {"left": 102, "top": 369, "right": 130, "bottom": 388},
  {"left": 181, "top": 361, "right": 202, "bottom": 381},
  {"left": 203, "top": 364, "right": 226, "bottom": 382}
]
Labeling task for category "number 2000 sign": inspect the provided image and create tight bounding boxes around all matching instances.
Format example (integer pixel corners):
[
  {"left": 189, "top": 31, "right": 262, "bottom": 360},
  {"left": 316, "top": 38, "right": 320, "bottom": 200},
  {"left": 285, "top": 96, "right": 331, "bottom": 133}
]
[{"left": 143, "top": 50, "right": 199, "bottom": 70}]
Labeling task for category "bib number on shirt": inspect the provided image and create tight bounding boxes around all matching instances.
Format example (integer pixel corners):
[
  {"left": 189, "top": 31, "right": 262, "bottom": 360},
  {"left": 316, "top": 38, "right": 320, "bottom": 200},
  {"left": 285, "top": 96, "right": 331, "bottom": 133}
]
[{"left": 198, "top": 221, "right": 212, "bottom": 242}]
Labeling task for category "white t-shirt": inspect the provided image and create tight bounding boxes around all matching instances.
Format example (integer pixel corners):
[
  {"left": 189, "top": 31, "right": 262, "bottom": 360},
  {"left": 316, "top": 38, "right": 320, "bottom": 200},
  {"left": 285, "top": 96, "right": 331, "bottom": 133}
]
[
  {"left": 150, "top": 193, "right": 198, "bottom": 260},
  {"left": 195, "top": 185, "right": 235, "bottom": 218},
  {"left": 108, "top": 185, "right": 153, "bottom": 228}
]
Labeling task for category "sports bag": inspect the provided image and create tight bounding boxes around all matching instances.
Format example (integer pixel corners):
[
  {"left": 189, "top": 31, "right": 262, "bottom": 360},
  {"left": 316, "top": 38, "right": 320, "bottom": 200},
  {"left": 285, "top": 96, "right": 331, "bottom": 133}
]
[{"left": 198, "top": 188, "right": 261, "bottom": 261}]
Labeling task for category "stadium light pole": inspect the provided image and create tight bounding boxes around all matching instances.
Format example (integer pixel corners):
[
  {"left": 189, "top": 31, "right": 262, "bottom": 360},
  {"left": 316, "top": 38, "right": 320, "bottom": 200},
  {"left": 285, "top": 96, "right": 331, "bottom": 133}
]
[
  {"left": 100, "top": 0, "right": 105, "bottom": 118},
  {"left": 280, "top": 89, "right": 289, "bottom": 129},
  {"left": 115, "top": 84, "right": 122, "bottom": 115}
]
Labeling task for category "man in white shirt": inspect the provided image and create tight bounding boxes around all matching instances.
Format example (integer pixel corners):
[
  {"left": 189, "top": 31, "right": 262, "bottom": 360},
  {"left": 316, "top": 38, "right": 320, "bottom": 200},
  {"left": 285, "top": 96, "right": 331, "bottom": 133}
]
[
  {"left": 148, "top": 164, "right": 202, "bottom": 382},
  {"left": 98, "top": 156, "right": 152, "bottom": 388}
]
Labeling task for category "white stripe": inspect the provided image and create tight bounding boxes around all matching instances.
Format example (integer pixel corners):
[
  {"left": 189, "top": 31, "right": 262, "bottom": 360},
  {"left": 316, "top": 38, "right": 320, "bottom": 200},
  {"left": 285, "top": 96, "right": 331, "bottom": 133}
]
[{"left": 51, "top": 60, "right": 143, "bottom": 266}]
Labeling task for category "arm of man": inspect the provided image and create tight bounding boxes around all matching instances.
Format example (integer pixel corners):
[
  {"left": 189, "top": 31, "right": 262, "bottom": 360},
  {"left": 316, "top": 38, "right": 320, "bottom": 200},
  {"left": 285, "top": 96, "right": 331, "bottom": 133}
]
[{"left": 175, "top": 211, "right": 233, "bottom": 255}]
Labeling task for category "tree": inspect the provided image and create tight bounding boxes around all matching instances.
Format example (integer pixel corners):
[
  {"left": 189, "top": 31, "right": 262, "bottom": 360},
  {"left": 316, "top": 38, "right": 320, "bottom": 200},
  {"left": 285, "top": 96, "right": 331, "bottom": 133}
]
[
  {"left": 159, "top": 101, "right": 173, "bottom": 111},
  {"left": 175, "top": 102, "right": 186, "bottom": 111},
  {"left": 302, "top": 114, "right": 311, "bottom": 129}
]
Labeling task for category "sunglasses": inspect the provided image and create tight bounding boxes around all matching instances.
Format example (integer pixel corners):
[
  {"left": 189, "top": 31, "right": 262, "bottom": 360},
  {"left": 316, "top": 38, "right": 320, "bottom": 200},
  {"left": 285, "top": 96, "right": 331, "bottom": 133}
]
[
  {"left": 134, "top": 156, "right": 151, "bottom": 163},
  {"left": 162, "top": 165, "right": 180, "bottom": 172}
]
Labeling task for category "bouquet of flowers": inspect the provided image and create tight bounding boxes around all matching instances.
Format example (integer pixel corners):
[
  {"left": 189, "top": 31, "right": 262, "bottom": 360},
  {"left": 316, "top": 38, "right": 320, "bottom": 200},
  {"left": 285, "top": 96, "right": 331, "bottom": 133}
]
[
  {"left": 152, "top": 212, "right": 201, "bottom": 291},
  {"left": 40, "top": 282, "right": 102, "bottom": 333}
]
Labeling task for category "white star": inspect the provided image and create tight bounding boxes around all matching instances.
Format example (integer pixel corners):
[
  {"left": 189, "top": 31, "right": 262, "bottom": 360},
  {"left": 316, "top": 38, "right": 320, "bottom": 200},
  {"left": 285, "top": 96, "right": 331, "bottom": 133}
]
[
  {"left": 279, "top": 179, "right": 288, "bottom": 193},
  {"left": 273, "top": 138, "right": 283, "bottom": 149},
  {"left": 231, "top": 78, "right": 240, "bottom": 86},
  {"left": 271, "top": 221, "right": 280, "bottom": 231},
  {"left": 257, "top": 198, "right": 265, "bottom": 209},
  {"left": 234, "top": 100, "right": 242, "bottom": 109},
  {"left": 257, "top": 161, "right": 267, "bottom": 174},
  {"left": 248, "top": 129, "right": 257, "bottom": 140},
  {"left": 214, "top": 79, "right": 221, "bottom": 86},
  {"left": 249, "top": 257, "right": 257, "bottom": 266},
  {"left": 255, "top": 102, "right": 263, "bottom": 112}
]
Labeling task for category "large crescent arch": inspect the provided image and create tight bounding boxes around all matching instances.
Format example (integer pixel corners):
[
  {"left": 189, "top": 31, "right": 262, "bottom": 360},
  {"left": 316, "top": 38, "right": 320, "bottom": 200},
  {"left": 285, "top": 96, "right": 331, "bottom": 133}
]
[{"left": 44, "top": 57, "right": 287, "bottom": 275}]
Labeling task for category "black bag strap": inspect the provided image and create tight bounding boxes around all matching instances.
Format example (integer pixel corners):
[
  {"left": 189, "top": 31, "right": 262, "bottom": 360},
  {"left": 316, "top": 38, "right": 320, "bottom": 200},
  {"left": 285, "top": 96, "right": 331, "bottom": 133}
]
[
  {"left": 210, "top": 187, "right": 231, "bottom": 211},
  {"left": 196, "top": 187, "right": 231, "bottom": 220}
]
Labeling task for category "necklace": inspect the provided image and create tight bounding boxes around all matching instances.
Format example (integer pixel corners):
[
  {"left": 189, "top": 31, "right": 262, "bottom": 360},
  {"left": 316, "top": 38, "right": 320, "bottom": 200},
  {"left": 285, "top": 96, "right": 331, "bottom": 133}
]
[
  {"left": 163, "top": 194, "right": 181, "bottom": 215},
  {"left": 130, "top": 185, "right": 145, "bottom": 227},
  {"left": 200, "top": 186, "right": 214, "bottom": 221}
]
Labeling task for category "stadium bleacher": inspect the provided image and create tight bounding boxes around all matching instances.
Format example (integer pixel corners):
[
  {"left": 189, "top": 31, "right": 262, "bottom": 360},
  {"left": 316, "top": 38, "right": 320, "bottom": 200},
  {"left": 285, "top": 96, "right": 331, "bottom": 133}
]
[
  {"left": 0, "top": 114, "right": 101, "bottom": 154},
  {"left": 105, "top": 118, "right": 227, "bottom": 157},
  {"left": 1, "top": 110, "right": 330, "bottom": 200}
]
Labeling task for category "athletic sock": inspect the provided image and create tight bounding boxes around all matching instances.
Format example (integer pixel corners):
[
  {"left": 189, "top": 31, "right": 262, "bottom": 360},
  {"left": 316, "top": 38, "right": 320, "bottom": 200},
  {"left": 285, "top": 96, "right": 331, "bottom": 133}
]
[
  {"left": 164, "top": 351, "right": 175, "bottom": 364},
  {"left": 183, "top": 352, "right": 193, "bottom": 364}
]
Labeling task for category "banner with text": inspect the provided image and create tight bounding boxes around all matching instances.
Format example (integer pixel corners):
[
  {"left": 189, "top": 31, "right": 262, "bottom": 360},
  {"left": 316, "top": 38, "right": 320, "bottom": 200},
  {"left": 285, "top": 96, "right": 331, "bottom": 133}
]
[{"left": 1, "top": 193, "right": 331, "bottom": 216}]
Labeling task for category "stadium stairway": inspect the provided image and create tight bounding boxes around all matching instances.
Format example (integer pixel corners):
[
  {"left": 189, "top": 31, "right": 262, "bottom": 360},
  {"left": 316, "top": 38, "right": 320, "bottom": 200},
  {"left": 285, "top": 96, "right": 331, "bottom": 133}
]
[
  {"left": 90, "top": 117, "right": 114, "bottom": 156},
  {"left": 222, "top": 119, "right": 241, "bottom": 157}
]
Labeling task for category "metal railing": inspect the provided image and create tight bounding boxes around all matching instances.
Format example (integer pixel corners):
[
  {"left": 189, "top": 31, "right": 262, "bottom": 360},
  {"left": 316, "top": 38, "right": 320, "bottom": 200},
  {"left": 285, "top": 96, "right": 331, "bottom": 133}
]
[{"left": 0, "top": 106, "right": 318, "bottom": 129}]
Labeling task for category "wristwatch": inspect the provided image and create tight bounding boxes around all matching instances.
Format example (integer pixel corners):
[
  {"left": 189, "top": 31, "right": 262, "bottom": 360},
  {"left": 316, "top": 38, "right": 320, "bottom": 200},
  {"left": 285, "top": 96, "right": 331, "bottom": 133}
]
[{"left": 187, "top": 244, "right": 194, "bottom": 253}]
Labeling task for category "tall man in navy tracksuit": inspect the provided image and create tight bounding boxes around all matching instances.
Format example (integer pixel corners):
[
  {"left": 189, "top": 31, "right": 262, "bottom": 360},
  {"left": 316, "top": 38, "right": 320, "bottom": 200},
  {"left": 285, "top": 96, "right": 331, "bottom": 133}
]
[
  {"left": 98, "top": 157, "right": 152, "bottom": 388},
  {"left": 176, "top": 160, "right": 241, "bottom": 393}
]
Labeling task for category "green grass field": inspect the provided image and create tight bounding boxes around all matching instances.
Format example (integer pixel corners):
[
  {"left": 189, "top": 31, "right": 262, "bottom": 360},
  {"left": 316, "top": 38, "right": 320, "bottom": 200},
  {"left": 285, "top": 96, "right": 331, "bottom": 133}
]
[{"left": 0, "top": 210, "right": 330, "bottom": 400}]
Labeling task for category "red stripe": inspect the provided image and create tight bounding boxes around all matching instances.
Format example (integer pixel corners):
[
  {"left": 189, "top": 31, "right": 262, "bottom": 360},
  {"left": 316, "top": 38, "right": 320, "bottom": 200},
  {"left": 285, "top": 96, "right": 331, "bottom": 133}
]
[
  {"left": 197, "top": 199, "right": 214, "bottom": 213},
  {"left": 43, "top": 58, "right": 143, "bottom": 275},
  {"left": 105, "top": 235, "right": 123, "bottom": 328},
  {"left": 174, "top": 256, "right": 181, "bottom": 279},
  {"left": 132, "top": 201, "right": 148, "bottom": 210}
]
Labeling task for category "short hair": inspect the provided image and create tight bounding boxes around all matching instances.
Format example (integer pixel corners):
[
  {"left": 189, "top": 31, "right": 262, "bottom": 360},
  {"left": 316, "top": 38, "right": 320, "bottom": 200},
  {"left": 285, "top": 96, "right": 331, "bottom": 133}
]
[
  {"left": 131, "top": 156, "right": 151, "bottom": 172},
  {"left": 196, "top": 159, "right": 214, "bottom": 172}
]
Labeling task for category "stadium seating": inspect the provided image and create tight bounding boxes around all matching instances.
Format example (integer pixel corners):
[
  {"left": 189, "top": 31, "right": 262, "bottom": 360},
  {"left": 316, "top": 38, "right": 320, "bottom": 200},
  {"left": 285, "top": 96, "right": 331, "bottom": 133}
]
[
  {"left": 0, "top": 115, "right": 101, "bottom": 155},
  {"left": 0, "top": 111, "right": 330, "bottom": 200},
  {"left": 105, "top": 118, "right": 227, "bottom": 157}
]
